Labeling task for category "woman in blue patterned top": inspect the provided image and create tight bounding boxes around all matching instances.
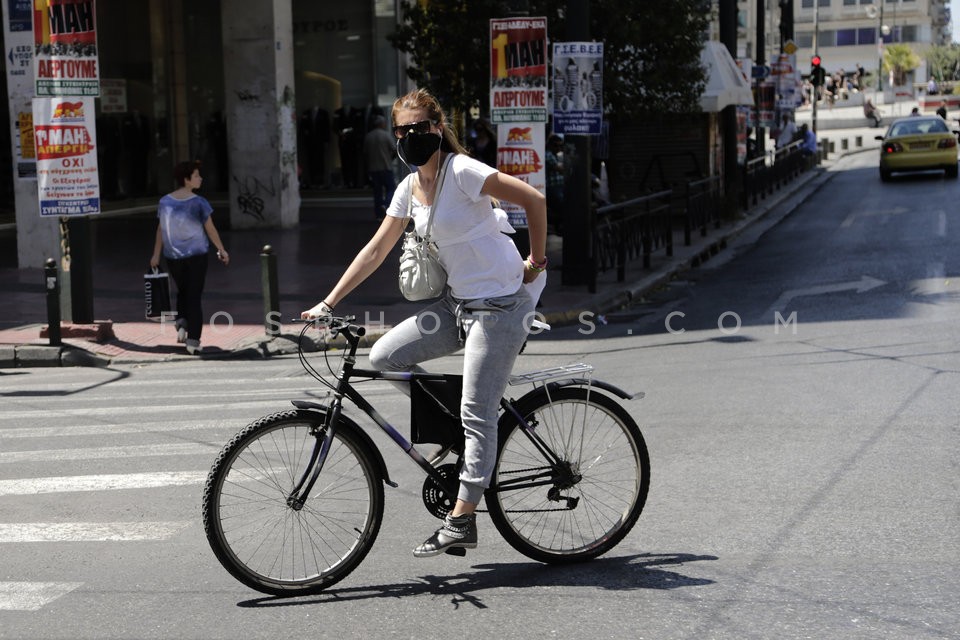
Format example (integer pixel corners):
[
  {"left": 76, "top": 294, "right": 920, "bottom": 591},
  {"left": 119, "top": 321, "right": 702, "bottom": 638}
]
[{"left": 150, "top": 161, "right": 229, "bottom": 355}]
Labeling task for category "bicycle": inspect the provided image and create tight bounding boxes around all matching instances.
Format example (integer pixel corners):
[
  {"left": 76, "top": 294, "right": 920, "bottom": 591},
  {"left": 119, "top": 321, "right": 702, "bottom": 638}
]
[{"left": 202, "top": 316, "right": 650, "bottom": 596}]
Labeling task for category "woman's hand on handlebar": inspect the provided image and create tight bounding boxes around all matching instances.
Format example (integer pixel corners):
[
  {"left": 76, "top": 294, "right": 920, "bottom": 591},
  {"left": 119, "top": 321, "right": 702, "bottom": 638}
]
[{"left": 301, "top": 300, "right": 334, "bottom": 322}]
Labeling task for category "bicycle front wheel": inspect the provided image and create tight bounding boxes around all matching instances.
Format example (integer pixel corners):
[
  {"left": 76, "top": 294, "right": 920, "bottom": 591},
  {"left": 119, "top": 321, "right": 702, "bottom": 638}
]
[
  {"left": 202, "top": 410, "right": 384, "bottom": 595},
  {"left": 487, "top": 387, "right": 650, "bottom": 563}
]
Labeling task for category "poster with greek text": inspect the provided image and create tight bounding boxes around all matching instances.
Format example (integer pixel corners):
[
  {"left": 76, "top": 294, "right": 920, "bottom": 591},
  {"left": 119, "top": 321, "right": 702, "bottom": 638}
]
[
  {"left": 5, "top": 5, "right": 36, "bottom": 178},
  {"left": 496, "top": 122, "right": 546, "bottom": 229},
  {"left": 33, "top": 0, "right": 100, "bottom": 96},
  {"left": 33, "top": 96, "right": 100, "bottom": 215},
  {"left": 552, "top": 42, "right": 603, "bottom": 135},
  {"left": 489, "top": 17, "right": 548, "bottom": 124}
]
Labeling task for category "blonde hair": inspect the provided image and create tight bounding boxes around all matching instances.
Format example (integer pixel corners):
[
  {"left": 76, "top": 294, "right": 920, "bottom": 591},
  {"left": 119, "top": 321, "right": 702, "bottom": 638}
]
[{"left": 392, "top": 88, "right": 469, "bottom": 155}]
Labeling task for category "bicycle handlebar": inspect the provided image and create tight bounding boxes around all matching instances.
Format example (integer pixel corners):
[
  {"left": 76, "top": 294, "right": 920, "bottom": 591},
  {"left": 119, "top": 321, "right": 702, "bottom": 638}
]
[{"left": 292, "top": 316, "right": 366, "bottom": 338}]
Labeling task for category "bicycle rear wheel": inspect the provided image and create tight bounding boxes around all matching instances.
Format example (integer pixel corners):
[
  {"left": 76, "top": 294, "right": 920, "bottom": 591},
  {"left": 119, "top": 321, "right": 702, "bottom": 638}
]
[
  {"left": 487, "top": 387, "right": 649, "bottom": 563},
  {"left": 202, "top": 410, "right": 384, "bottom": 595}
]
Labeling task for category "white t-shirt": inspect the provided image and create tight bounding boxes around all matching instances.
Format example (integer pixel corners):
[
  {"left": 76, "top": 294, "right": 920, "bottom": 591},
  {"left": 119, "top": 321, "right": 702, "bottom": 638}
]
[{"left": 387, "top": 153, "right": 525, "bottom": 300}]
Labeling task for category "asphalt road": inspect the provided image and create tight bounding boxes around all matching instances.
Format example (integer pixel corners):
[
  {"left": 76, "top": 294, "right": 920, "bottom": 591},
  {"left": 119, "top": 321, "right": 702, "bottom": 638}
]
[{"left": 2, "top": 151, "right": 958, "bottom": 639}]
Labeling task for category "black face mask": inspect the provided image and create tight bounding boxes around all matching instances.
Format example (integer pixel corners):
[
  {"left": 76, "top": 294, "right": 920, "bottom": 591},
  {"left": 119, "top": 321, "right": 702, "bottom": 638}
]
[{"left": 397, "top": 131, "right": 442, "bottom": 167}]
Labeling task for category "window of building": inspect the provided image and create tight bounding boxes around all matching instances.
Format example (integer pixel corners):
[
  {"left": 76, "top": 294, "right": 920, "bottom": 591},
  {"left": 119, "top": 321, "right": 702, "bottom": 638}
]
[
  {"left": 836, "top": 29, "right": 857, "bottom": 46},
  {"left": 858, "top": 28, "right": 877, "bottom": 44}
]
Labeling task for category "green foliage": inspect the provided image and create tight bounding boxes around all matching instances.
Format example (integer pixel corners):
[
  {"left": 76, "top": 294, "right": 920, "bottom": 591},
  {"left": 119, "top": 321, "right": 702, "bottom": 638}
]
[
  {"left": 387, "top": 0, "right": 710, "bottom": 123},
  {"left": 925, "top": 44, "right": 960, "bottom": 82},
  {"left": 882, "top": 43, "right": 921, "bottom": 86}
]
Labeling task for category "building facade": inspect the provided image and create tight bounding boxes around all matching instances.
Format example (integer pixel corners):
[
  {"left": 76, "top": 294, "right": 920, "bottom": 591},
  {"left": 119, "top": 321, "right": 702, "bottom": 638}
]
[
  {"left": 735, "top": 0, "right": 951, "bottom": 85},
  {"left": 2, "top": 0, "right": 408, "bottom": 267}
]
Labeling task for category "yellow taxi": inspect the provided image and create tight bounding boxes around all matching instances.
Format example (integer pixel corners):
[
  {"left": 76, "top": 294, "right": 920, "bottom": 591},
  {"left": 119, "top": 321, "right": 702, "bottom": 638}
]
[{"left": 877, "top": 116, "right": 958, "bottom": 181}]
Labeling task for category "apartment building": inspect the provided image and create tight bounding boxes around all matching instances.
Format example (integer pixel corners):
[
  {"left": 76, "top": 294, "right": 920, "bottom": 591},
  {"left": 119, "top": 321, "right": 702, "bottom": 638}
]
[{"left": 736, "top": 0, "right": 952, "bottom": 86}]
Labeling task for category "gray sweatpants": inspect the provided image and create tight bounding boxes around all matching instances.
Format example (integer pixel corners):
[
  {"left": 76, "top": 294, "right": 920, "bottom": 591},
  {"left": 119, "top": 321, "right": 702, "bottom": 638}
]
[{"left": 368, "top": 287, "right": 533, "bottom": 504}]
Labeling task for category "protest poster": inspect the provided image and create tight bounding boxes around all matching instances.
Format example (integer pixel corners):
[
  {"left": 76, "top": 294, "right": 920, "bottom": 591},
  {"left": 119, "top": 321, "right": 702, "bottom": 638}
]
[
  {"left": 489, "top": 17, "right": 548, "bottom": 124},
  {"left": 33, "top": 0, "right": 100, "bottom": 96},
  {"left": 496, "top": 122, "right": 546, "bottom": 229},
  {"left": 33, "top": 96, "right": 101, "bottom": 215},
  {"left": 551, "top": 42, "right": 603, "bottom": 135}
]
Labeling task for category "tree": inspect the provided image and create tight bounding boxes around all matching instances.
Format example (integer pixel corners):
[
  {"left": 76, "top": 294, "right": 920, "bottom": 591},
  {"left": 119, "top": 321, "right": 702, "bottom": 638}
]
[
  {"left": 387, "top": 0, "right": 710, "bottom": 125},
  {"left": 925, "top": 44, "right": 960, "bottom": 83},
  {"left": 883, "top": 43, "right": 921, "bottom": 87}
]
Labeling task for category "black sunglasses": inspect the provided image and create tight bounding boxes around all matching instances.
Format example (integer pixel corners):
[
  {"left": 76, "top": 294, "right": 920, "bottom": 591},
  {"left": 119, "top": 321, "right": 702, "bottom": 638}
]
[{"left": 393, "top": 119, "right": 437, "bottom": 139}]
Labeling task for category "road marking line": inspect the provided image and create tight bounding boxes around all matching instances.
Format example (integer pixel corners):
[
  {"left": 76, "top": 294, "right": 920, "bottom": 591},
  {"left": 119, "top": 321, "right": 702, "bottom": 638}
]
[
  {"left": 0, "top": 521, "right": 190, "bottom": 542},
  {"left": 0, "top": 420, "right": 237, "bottom": 439},
  {"left": 0, "top": 398, "right": 282, "bottom": 420},
  {"left": 0, "top": 443, "right": 216, "bottom": 464},
  {"left": 0, "top": 582, "right": 83, "bottom": 611},
  {"left": 0, "top": 471, "right": 209, "bottom": 496},
  {"left": 762, "top": 276, "right": 886, "bottom": 320}
]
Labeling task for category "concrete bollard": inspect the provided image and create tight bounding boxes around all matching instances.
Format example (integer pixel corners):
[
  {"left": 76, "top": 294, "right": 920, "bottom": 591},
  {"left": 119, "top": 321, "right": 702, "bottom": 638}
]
[
  {"left": 260, "top": 245, "right": 280, "bottom": 337},
  {"left": 44, "top": 258, "right": 62, "bottom": 346}
]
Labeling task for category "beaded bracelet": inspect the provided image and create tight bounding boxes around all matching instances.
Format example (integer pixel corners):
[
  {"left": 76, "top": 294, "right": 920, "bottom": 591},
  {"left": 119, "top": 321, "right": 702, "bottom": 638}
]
[
  {"left": 526, "top": 255, "right": 548, "bottom": 272},
  {"left": 525, "top": 256, "right": 547, "bottom": 273}
]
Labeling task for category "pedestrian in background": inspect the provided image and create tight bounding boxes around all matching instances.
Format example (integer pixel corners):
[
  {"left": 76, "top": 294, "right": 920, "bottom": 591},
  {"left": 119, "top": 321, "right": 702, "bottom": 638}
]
[
  {"left": 363, "top": 115, "right": 397, "bottom": 219},
  {"left": 466, "top": 119, "right": 497, "bottom": 168},
  {"left": 864, "top": 99, "right": 882, "bottom": 127},
  {"left": 799, "top": 123, "right": 817, "bottom": 158},
  {"left": 150, "top": 161, "right": 229, "bottom": 355},
  {"left": 936, "top": 100, "right": 948, "bottom": 120},
  {"left": 776, "top": 114, "right": 797, "bottom": 149},
  {"left": 302, "top": 88, "right": 547, "bottom": 558}
]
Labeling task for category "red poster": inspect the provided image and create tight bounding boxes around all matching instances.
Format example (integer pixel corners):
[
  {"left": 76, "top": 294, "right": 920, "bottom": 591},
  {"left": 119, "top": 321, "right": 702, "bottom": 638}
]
[
  {"left": 33, "top": 0, "right": 101, "bottom": 96},
  {"left": 490, "top": 17, "right": 548, "bottom": 124}
]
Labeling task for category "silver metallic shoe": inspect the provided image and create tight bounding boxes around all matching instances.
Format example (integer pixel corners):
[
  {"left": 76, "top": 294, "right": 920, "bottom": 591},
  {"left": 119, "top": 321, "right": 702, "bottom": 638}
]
[{"left": 413, "top": 513, "right": 477, "bottom": 557}]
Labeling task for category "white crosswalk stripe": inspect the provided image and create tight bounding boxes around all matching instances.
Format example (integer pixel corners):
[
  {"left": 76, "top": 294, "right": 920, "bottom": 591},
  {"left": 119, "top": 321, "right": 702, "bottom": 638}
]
[
  {"left": 0, "top": 471, "right": 210, "bottom": 496},
  {"left": 0, "top": 443, "right": 215, "bottom": 464},
  {"left": 0, "top": 521, "right": 191, "bottom": 542}
]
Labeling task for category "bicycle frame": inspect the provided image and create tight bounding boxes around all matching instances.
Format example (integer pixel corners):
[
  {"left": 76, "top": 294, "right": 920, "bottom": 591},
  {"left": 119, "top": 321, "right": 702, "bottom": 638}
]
[{"left": 287, "top": 320, "right": 636, "bottom": 511}]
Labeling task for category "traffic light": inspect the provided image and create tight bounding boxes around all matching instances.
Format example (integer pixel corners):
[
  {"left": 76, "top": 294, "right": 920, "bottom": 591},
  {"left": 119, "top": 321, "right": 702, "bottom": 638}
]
[{"left": 811, "top": 55, "right": 825, "bottom": 87}]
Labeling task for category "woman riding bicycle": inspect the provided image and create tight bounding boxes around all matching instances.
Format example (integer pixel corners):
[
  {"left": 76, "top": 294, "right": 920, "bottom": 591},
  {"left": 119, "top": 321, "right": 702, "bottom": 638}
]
[{"left": 302, "top": 89, "right": 547, "bottom": 557}]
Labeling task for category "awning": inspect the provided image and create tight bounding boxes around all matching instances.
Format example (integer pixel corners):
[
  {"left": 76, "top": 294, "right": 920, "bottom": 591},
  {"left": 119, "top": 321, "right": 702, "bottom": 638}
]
[{"left": 699, "top": 41, "right": 754, "bottom": 112}]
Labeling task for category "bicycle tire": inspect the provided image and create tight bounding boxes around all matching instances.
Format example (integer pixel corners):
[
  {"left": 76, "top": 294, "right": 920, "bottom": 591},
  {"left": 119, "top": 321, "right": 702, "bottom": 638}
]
[
  {"left": 486, "top": 387, "right": 650, "bottom": 563},
  {"left": 202, "top": 409, "right": 384, "bottom": 595}
]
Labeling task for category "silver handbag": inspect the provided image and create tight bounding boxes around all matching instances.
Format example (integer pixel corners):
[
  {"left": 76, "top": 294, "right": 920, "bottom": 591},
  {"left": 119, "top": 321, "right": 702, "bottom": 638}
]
[{"left": 398, "top": 155, "right": 452, "bottom": 301}]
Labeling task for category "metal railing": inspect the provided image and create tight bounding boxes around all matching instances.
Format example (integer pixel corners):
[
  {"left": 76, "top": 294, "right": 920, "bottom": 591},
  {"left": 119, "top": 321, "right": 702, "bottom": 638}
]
[
  {"left": 741, "top": 141, "right": 811, "bottom": 209},
  {"left": 682, "top": 176, "right": 721, "bottom": 246},
  {"left": 591, "top": 189, "right": 672, "bottom": 293}
]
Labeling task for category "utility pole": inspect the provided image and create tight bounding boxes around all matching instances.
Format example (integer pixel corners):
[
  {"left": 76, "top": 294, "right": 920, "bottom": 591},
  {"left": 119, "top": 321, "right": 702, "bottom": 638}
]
[
  {"left": 561, "top": 0, "right": 592, "bottom": 286},
  {"left": 812, "top": 0, "right": 820, "bottom": 134},
  {"left": 719, "top": 0, "right": 739, "bottom": 206}
]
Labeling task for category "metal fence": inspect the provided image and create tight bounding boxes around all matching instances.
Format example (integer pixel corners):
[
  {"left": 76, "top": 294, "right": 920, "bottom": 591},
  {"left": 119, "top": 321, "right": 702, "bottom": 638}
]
[{"left": 586, "top": 145, "right": 813, "bottom": 293}]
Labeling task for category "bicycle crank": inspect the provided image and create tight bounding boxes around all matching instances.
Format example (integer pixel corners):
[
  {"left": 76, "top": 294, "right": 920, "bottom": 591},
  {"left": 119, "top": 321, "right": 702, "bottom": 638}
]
[{"left": 421, "top": 463, "right": 458, "bottom": 520}]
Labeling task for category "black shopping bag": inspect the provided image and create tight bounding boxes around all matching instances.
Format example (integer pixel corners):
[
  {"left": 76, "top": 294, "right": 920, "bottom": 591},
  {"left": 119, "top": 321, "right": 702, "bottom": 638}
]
[{"left": 144, "top": 267, "right": 172, "bottom": 321}]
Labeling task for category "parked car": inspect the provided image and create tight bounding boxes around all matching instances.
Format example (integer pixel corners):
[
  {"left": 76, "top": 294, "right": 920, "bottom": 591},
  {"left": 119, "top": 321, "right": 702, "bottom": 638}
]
[{"left": 876, "top": 116, "right": 959, "bottom": 181}]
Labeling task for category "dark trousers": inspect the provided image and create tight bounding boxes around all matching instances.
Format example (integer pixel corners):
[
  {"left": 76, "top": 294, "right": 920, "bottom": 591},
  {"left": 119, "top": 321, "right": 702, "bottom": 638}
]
[
  {"left": 369, "top": 170, "right": 396, "bottom": 218},
  {"left": 166, "top": 252, "right": 209, "bottom": 341}
]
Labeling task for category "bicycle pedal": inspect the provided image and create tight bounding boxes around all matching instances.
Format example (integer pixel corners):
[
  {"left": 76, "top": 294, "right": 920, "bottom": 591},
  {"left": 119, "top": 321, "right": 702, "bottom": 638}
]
[{"left": 445, "top": 546, "right": 467, "bottom": 557}]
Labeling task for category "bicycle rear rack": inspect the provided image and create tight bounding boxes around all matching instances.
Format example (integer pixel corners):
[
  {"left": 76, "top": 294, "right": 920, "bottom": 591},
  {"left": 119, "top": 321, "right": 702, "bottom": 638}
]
[{"left": 508, "top": 363, "right": 594, "bottom": 386}]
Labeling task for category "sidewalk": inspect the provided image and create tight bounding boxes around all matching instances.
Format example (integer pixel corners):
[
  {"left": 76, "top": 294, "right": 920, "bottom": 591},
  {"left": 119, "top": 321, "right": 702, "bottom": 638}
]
[{"left": 0, "top": 139, "right": 863, "bottom": 368}]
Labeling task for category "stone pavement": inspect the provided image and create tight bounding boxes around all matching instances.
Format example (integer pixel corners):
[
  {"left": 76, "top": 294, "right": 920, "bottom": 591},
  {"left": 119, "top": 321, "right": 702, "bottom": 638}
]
[{"left": 2, "top": 103, "right": 892, "bottom": 368}]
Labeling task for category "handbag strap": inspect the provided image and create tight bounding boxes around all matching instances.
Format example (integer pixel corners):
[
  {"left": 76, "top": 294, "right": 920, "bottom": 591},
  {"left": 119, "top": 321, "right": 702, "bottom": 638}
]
[{"left": 407, "top": 153, "right": 453, "bottom": 242}]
